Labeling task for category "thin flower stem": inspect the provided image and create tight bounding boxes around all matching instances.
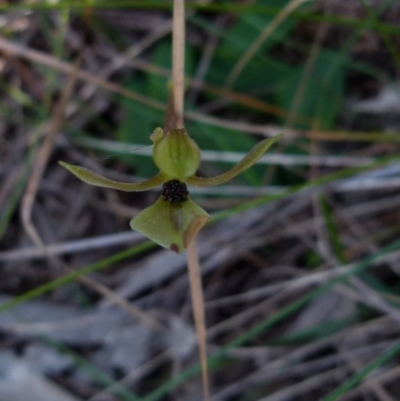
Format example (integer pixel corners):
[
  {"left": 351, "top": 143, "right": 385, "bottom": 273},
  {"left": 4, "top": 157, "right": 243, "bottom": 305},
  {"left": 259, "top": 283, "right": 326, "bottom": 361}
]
[
  {"left": 187, "top": 239, "right": 210, "bottom": 401},
  {"left": 173, "top": 0, "right": 210, "bottom": 395},
  {"left": 173, "top": 0, "right": 185, "bottom": 127}
]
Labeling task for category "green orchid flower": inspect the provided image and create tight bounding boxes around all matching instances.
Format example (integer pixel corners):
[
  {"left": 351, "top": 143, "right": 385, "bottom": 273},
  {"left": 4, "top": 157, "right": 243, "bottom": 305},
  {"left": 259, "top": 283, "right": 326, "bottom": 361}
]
[{"left": 60, "top": 128, "right": 281, "bottom": 253}]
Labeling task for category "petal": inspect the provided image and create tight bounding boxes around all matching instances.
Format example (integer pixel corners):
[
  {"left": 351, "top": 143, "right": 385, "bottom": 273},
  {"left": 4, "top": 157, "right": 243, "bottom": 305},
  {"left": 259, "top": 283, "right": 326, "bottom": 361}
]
[
  {"left": 59, "top": 161, "right": 164, "bottom": 191},
  {"left": 186, "top": 135, "right": 282, "bottom": 187},
  {"left": 130, "top": 196, "right": 210, "bottom": 253}
]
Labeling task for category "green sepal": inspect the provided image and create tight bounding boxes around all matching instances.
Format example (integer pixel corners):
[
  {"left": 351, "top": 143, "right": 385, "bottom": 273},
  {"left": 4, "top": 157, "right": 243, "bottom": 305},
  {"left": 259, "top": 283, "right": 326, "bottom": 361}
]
[
  {"left": 186, "top": 135, "right": 282, "bottom": 187},
  {"left": 130, "top": 196, "right": 210, "bottom": 253},
  {"left": 59, "top": 161, "right": 164, "bottom": 191}
]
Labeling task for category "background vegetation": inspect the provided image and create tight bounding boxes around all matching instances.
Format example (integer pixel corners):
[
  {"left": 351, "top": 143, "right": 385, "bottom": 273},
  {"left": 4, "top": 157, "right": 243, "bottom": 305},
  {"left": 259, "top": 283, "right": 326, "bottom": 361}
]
[{"left": 1, "top": 0, "right": 400, "bottom": 400}]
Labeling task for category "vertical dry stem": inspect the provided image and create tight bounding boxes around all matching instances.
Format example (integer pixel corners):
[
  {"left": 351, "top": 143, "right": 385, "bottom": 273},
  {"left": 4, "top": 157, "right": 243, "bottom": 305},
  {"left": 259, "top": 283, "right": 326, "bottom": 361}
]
[
  {"left": 173, "top": 1, "right": 209, "bottom": 397},
  {"left": 187, "top": 239, "right": 210, "bottom": 401},
  {"left": 21, "top": 60, "right": 80, "bottom": 247},
  {"left": 173, "top": 0, "right": 185, "bottom": 127}
]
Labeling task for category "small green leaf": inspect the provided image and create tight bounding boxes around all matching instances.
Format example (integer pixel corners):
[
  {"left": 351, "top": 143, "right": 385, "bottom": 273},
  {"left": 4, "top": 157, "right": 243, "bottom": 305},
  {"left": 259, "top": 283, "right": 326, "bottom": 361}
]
[
  {"left": 130, "top": 196, "right": 210, "bottom": 253},
  {"left": 59, "top": 161, "right": 164, "bottom": 191},
  {"left": 186, "top": 135, "right": 282, "bottom": 187}
]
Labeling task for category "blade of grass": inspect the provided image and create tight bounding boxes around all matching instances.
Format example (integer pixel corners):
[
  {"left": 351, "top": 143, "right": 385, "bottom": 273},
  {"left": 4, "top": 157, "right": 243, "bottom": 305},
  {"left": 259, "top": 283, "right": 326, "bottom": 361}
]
[
  {"left": 3, "top": 35, "right": 400, "bottom": 143},
  {"left": 45, "top": 337, "right": 141, "bottom": 401},
  {"left": 0, "top": 241, "right": 155, "bottom": 313},
  {"left": 225, "top": 0, "right": 312, "bottom": 89},
  {"left": 0, "top": 231, "right": 142, "bottom": 261},
  {"left": 321, "top": 340, "right": 400, "bottom": 401},
  {"left": 21, "top": 59, "right": 79, "bottom": 247},
  {"left": 71, "top": 135, "right": 376, "bottom": 167},
  {"left": 0, "top": 37, "right": 166, "bottom": 112},
  {"left": 359, "top": 0, "right": 400, "bottom": 72},
  {"left": 142, "top": 236, "right": 400, "bottom": 401},
  {"left": 211, "top": 151, "right": 400, "bottom": 223},
  {"left": 0, "top": 161, "right": 31, "bottom": 240},
  {"left": 0, "top": 10, "right": 71, "bottom": 241},
  {"left": 319, "top": 194, "right": 347, "bottom": 264}
]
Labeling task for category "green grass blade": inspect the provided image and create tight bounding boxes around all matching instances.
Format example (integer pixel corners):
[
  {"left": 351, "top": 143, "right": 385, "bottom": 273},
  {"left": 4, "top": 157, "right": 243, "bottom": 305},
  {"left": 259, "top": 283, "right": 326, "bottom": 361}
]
[
  {"left": 321, "top": 340, "right": 400, "bottom": 401},
  {"left": 47, "top": 338, "right": 141, "bottom": 401},
  {"left": 0, "top": 241, "right": 154, "bottom": 312},
  {"left": 319, "top": 194, "right": 347, "bottom": 264},
  {"left": 142, "top": 236, "right": 400, "bottom": 401}
]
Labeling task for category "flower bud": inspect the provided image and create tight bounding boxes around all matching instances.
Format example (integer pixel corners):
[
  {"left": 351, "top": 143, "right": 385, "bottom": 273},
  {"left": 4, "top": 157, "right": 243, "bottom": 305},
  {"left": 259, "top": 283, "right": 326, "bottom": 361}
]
[{"left": 152, "top": 127, "right": 201, "bottom": 181}]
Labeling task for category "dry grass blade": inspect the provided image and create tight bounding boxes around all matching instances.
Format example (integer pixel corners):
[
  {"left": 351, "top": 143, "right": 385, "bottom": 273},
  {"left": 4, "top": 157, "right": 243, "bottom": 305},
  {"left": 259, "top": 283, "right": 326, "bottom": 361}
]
[
  {"left": 16, "top": 60, "right": 164, "bottom": 332},
  {"left": 0, "top": 36, "right": 165, "bottom": 112},
  {"left": 3, "top": 2, "right": 400, "bottom": 399},
  {"left": 2, "top": 36, "right": 400, "bottom": 143},
  {"left": 0, "top": 231, "right": 142, "bottom": 261},
  {"left": 77, "top": 274, "right": 165, "bottom": 331},
  {"left": 20, "top": 59, "right": 80, "bottom": 247}
]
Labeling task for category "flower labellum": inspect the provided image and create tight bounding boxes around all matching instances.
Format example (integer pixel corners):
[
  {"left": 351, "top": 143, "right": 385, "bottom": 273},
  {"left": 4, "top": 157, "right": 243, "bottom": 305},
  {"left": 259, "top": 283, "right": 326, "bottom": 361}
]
[
  {"left": 60, "top": 128, "right": 281, "bottom": 253},
  {"left": 130, "top": 193, "right": 209, "bottom": 253}
]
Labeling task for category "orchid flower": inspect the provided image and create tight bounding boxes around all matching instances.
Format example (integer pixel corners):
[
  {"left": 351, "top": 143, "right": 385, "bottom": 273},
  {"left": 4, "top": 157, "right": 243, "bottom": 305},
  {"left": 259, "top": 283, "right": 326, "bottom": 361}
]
[{"left": 60, "top": 128, "right": 281, "bottom": 253}]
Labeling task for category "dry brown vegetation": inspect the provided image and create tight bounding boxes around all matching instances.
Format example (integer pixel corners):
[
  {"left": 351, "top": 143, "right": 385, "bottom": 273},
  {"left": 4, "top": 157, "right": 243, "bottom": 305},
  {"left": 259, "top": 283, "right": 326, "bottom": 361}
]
[{"left": 1, "top": 1, "right": 400, "bottom": 400}]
